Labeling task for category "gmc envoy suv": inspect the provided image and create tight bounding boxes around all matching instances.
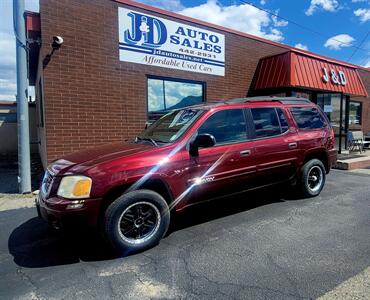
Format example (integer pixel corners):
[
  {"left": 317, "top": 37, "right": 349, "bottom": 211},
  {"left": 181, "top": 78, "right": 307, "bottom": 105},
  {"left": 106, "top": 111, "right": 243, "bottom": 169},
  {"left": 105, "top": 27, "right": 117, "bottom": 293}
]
[{"left": 36, "top": 97, "right": 337, "bottom": 254}]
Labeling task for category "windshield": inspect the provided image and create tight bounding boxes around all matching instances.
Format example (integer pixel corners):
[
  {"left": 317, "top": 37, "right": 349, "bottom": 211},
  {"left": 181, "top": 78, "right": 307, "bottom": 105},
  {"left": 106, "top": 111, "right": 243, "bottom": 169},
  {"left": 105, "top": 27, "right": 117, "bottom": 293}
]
[{"left": 137, "top": 108, "right": 204, "bottom": 143}]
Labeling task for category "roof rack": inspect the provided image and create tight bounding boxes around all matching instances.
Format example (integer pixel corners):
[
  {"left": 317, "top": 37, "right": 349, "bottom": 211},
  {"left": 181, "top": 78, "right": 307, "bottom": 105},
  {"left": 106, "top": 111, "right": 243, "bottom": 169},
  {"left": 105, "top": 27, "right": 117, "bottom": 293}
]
[{"left": 225, "top": 96, "right": 312, "bottom": 105}]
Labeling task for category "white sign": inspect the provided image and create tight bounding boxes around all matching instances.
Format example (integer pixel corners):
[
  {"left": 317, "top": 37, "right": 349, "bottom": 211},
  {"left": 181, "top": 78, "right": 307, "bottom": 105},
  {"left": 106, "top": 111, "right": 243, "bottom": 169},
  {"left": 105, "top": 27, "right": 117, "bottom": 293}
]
[
  {"left": 118, "top": 8, "right": 225, "bottom": 76},
  {"left": 322, "top": 67, "right": 347, "bottom": 86}
]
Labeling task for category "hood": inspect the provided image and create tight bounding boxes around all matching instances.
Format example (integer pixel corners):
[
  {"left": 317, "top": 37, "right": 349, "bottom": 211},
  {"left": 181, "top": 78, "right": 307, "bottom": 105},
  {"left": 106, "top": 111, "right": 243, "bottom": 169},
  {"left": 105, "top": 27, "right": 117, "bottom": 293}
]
[{"left": 49, "top": 142, "right": 153, "bottom": 175}]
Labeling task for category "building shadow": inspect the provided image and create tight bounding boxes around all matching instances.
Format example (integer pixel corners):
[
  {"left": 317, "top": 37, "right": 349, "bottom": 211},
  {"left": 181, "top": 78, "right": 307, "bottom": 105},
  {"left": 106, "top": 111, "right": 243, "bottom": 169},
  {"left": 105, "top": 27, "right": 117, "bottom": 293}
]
[
  {"left": 0, "top": 155, "right": 18, "bottom": 193},
  {"left": 8, "top": 185, "right": 298, "bottom": 268},
  {"left": 0, "top": 154, "right": 43, "bottom": 193}
]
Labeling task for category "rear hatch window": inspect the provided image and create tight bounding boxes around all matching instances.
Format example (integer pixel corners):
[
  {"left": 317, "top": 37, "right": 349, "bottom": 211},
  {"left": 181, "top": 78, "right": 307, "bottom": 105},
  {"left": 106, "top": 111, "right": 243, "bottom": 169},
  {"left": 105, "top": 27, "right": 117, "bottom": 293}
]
[{"left": 290, "top": 107, "right": 327, "bottom": 129}]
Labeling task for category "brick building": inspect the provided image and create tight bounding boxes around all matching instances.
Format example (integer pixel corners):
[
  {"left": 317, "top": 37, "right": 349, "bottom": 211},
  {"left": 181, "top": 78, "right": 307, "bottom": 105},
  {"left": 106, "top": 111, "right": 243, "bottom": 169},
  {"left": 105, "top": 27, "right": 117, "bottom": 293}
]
[{"left": 26, "top": 0, "right": 370, "bottom": 168}]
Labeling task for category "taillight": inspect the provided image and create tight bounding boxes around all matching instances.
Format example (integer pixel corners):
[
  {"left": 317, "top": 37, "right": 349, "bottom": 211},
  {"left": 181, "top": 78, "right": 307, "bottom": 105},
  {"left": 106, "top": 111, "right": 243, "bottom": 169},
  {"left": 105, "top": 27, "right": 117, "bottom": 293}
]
[{"left": 328, "top": 128, "right": 335, "bottom": 149}]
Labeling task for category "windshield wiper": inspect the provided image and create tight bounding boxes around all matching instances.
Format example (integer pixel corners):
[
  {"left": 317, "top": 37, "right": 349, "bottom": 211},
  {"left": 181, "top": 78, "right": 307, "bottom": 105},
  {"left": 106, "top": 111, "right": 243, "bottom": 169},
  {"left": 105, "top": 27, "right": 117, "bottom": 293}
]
[{"left": 135, "top": 136, "right": 158, "bottom": 147}]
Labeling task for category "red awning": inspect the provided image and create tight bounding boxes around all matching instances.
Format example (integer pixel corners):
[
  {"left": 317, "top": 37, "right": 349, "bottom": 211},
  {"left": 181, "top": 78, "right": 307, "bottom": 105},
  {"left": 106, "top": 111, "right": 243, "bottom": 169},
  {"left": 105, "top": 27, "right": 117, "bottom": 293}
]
[{"left": 254, "top": 51, "right": 368, "bottom": 97}]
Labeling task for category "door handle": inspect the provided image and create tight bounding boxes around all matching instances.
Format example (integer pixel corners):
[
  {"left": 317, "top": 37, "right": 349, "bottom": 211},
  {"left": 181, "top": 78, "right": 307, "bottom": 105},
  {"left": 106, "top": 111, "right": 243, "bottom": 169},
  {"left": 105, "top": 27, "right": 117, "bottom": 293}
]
[
  {"left": 288, "top": 142, "right": 297, "bottom": 149},
  {"left": 240, "top": 150, "right": 251, "bottom": 157}
]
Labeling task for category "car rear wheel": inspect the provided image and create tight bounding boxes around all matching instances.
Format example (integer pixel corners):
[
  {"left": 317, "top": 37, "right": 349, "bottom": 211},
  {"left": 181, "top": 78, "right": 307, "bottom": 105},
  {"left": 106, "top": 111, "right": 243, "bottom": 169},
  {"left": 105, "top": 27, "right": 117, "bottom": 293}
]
[
  {"left": 299, "top": 159, "right": 326, "bottom": 198},
  {"left": 104, "top": 190, "right": 170, "bottom": 255}
]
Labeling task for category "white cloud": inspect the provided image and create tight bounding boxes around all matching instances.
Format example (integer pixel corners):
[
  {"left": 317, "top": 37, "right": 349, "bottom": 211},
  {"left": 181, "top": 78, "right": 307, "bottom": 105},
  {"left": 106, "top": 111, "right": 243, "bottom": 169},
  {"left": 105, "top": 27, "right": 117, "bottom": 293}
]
[
  {"left": 272, "top": 10, "right": 289, "bottom": 27},
  {"left": 354, "top": 8, "right": 370, "bottom": 22},
  {"left": 324, "top": 34, "right": 355, "bottom": 50},
  {"left": 177, "top": 0, "right": 286, "bottom": 42},
  {"left": 148, "top": 79, "right": 203, "bottom": 110},
  {"left": 305, "top": 0, "right": 339, "bottom": 16},
  {"left": 167, "top": 82, "right": 202, "bottom": 107},
  {"left": 0, "top": 79, "right": 16, "bottom": 89},
  {"left": 260, "top": 0, "right": 267, "bottom": 5},
  {"left": 0, "top": 32, "right": 16, "bottom": 66},
  {"left": 0, "top": 32, "right": 16, "bottom": 101},
  {"left": 362, "top": 58, "right": 370, "bottom": 67},
  {"left": 148, "top": 79, "right": 164, "bottom": 111},
  {"left": 294, "top": 43, "right": 309, "bottom": 50},
  {"left": 25, "top": 0, "right": 39, "bottom": 12}
]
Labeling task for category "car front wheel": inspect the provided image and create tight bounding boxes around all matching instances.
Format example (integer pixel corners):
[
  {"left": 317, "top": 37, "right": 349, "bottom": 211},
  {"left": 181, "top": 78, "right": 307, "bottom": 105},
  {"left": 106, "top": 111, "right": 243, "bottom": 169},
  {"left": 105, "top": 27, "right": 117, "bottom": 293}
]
[
  {"left": 104, "top": 190, "right": 170, "bottom": 255},
  {"left": 299, "top": 159, "right": 326, "bottom": 198}
]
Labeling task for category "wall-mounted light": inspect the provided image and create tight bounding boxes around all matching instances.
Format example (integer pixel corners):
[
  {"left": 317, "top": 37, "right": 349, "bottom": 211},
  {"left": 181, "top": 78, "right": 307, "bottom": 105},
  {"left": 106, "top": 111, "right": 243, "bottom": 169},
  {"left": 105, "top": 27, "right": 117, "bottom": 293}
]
[
  {"left": 43, "top": 35, "right": 64, "bottom": 69},
  {"left": 52, "top": 36, "right": 63, "bottom": 50}
]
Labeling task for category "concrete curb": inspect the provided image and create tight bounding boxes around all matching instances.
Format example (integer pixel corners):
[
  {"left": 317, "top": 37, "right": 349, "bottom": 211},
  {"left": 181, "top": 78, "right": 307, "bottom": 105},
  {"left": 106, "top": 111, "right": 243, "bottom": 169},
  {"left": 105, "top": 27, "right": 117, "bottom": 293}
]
[{"left": 0, "top": 194, "right": 35, "bottom": 212}]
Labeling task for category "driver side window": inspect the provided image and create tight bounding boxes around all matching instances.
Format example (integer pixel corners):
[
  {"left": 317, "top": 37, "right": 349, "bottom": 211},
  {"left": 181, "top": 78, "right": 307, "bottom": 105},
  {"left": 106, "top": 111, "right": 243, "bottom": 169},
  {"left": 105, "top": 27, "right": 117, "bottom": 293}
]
[{"left": 198, "top": 109, "right": 248, "bottom": 145}]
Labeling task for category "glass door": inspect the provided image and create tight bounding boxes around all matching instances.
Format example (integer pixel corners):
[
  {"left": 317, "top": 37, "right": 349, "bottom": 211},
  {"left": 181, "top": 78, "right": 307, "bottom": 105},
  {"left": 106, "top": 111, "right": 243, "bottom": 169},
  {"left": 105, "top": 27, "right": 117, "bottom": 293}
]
[{"left": 317, "top": 93, "right": 346, "bottom": 152}]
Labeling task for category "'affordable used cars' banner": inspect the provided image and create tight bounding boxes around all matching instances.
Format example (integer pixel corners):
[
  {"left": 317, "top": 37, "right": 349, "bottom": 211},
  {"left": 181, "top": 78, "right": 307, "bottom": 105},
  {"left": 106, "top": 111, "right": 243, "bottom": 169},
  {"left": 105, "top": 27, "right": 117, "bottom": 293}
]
[{"left": 118, "top": 7, "right": 225, "bottom": 76}]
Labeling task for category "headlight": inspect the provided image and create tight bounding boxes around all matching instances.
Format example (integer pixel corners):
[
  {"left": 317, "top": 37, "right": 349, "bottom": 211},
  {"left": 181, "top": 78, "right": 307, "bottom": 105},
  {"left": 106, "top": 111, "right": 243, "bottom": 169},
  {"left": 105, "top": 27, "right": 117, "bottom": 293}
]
[{"left": 57, "top": 176, "right": 92, "bottom": 199}]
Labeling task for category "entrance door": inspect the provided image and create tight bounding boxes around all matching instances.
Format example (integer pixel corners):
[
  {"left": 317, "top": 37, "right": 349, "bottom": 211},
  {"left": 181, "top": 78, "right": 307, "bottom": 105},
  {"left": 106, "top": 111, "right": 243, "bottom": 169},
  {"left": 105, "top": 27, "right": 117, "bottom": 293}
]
[{"left": 317, "top": 93, "right": 346, "bottom": 152}]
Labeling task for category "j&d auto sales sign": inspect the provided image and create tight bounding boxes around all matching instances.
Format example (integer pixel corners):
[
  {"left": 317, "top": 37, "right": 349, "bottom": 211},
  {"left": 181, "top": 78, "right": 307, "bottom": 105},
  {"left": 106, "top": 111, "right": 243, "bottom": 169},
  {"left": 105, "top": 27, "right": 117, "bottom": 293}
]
[{"left": 118, "top": 7, "right": 225, "bottom": 76}]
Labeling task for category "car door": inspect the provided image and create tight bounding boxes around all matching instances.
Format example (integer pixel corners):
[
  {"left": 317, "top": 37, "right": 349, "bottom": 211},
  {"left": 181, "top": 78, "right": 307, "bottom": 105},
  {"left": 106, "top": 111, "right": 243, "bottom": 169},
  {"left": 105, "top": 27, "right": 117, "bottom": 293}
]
[
  {"left": 178, "top": 108, "right": 257, "bottom": 209},
  {"left": 248, "top": 107, "right": 299, "bottom": 185}
]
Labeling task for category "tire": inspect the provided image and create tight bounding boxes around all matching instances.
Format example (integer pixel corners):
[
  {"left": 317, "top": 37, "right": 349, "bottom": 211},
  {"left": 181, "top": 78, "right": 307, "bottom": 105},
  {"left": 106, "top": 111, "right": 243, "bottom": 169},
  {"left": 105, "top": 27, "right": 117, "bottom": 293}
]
[
  {"left": 299, "top": 159, "right": 326, "bottom": 198},
  {"left": 104, "top": 189, "right": 170, "bottom": 255}
]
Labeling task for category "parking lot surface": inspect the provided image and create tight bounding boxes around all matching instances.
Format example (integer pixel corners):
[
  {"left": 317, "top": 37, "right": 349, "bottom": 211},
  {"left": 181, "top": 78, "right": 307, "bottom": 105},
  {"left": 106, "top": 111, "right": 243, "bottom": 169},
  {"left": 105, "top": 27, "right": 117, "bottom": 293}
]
[{"left": 0, "top": 170, "right": 369, "bottom": 299}]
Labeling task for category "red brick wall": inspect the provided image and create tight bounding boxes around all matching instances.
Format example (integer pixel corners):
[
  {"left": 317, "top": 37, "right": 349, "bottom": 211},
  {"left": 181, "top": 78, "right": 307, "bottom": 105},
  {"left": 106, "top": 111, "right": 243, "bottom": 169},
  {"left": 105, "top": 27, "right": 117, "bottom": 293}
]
[
  {"left": 39, "top": 0, "right": 370, "bottom": 163},
  {"left": 39, "top": 0, "right": 288, "bottom": 162}
]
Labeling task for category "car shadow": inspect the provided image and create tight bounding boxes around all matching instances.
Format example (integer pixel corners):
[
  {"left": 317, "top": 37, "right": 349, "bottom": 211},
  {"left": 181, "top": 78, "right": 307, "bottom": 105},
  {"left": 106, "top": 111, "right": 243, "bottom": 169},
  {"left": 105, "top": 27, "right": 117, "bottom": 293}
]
[
  {"left": 169, "top": 186, "right": 289, "bottom": 233},
  {"left": 8, "top": 185, "right": 297, "bottom": 268},
  {"left": 8, "top": 217, "right": 117, "bottom": 268}
]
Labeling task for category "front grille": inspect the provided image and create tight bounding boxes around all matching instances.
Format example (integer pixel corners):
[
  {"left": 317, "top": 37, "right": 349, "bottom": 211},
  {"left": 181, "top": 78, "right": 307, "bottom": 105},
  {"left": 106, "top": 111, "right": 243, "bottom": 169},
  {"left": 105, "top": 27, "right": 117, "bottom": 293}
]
[{"left": 41, "top": 171, "right": 54, "bottom": 197}]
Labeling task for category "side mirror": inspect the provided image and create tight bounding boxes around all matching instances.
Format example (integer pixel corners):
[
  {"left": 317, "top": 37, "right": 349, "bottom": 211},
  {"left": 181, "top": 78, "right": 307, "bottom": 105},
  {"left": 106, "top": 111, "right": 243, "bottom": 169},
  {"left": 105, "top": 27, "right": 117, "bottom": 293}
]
[{"left": 189, "top": 133, "right": 216, "bottom": 156}]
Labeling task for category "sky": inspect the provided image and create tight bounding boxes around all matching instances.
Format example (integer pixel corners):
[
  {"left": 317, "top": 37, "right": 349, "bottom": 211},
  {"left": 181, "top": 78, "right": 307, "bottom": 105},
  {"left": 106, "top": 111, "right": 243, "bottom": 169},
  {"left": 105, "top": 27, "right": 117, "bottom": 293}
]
[
  {"left": 0, "top": 0, "right": 39, "bottom": 101},
  {"left": 0, "top": 0, "right": 369, "bottom": 102}
]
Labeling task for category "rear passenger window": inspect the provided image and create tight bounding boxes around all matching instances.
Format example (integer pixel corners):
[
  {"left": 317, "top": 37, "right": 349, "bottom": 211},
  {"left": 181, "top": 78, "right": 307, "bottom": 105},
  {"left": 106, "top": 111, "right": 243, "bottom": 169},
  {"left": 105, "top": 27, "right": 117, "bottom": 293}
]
[
  {"left": 198, "top": 109, "right": 247, "bottom": 145},
  {"left": 251, "top": 108, "right": 281, "bottom": 138},
  {"left": 290, "top": 107, "right": 326, "bottom": 129},
  {"left": 277, "top": 108, "right": 289, "bottom": 133}
]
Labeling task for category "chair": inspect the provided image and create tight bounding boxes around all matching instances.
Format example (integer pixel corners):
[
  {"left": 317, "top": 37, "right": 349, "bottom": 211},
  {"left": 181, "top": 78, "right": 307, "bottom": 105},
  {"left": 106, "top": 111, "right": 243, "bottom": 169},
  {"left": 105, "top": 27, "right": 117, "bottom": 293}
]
[
  {"left": 347, "top": 131, "right": 363, "bottom": 153},
  {"left": 365, "top": 132, "right": 370, "bottom": 149},
  {"left": 348, "top": 131, "right": 370, "bottom": 153}
]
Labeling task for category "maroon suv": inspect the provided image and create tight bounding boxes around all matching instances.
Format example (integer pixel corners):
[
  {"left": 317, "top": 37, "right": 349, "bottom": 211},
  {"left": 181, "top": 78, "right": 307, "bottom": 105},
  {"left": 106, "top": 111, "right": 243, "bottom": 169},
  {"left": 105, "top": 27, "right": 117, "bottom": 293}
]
[{"left": 36, "top": 97, "right": 337, "bottom": 254}]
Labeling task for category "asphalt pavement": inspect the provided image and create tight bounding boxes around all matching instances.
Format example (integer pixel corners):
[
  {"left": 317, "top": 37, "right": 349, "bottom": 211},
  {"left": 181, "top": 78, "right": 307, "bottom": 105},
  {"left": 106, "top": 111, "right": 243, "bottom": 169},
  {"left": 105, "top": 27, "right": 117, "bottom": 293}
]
[{"left": 0, "top": 170, "right": 369, "bottom": 299}]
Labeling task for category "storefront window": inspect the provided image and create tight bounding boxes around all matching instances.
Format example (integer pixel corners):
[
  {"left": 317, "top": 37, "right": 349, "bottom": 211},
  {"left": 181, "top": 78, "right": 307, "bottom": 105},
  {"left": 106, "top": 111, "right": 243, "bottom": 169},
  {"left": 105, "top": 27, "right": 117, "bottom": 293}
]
[
  {"left": 291, "top": 91, "right": 312, "bottom": 101},
  {"left": 349, "top": 101, "right": 362, "bottom": 125},
  {"left": 317, "top": 93, "right": 342, "bottom": 125},
  {"left": 147, "top": 76, "right": 205, "bottom": 122}
]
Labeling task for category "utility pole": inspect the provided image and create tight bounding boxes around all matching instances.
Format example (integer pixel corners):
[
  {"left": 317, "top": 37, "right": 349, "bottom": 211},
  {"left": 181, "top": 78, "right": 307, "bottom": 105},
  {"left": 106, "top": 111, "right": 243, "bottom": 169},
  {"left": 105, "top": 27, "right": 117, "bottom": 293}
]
[{"left": 14, "top": 0, "right": 31, "bottom": 193}]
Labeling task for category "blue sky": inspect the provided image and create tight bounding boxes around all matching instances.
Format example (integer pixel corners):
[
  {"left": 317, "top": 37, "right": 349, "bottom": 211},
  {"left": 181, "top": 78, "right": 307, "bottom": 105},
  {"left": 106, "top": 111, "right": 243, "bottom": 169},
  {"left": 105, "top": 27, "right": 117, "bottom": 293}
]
[
  {"left": 0, "top": 0, "right": 369, "bottom": 101},
  {"left": 0, "top": 0, "right": 38, "bottom": 101}
]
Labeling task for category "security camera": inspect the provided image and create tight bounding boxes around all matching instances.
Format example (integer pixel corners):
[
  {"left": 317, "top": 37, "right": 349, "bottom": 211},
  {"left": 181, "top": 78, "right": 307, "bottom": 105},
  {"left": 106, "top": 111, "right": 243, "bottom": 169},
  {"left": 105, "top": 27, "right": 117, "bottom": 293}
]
[{"left": 52, "top": 36, "right": 63, "bottom": 49}]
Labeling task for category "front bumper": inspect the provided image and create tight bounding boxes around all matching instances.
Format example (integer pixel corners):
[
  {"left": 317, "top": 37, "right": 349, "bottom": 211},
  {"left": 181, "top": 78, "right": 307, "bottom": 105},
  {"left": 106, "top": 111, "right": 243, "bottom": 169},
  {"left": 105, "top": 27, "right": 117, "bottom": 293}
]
[{"left": 36, "top": 192, "right": 102, "bottom": 229}]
